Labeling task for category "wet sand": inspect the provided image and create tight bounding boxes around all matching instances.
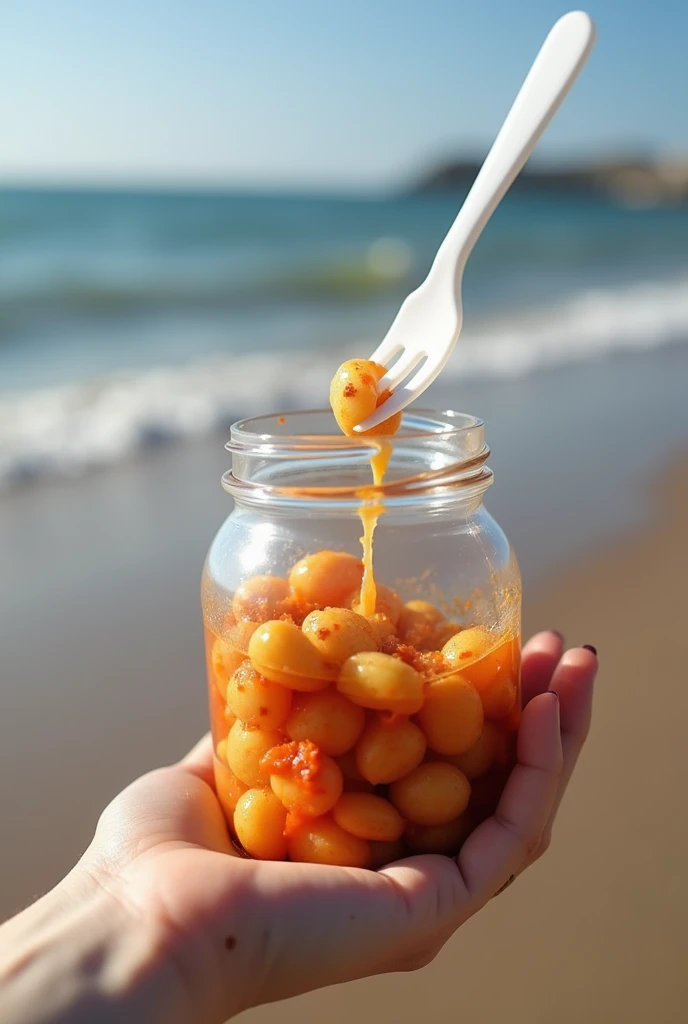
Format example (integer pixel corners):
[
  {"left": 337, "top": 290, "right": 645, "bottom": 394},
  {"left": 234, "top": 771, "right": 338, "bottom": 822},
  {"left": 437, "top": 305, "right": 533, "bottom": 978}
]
[{"left": 1, "top": 402, "right": 688, "bottom": 1020}]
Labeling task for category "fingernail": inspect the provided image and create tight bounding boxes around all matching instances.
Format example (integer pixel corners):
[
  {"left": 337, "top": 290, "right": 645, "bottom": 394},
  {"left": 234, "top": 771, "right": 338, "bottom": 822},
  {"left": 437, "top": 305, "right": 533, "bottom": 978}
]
[
  {"left": 549, "top": 690, "right": 560, "bottom": 702},
  {"left": 492, "top": 874, "right": 516, "bottom": 898},
  {"left": 582, "top": 644, "right": 597, "bottom": 656}
]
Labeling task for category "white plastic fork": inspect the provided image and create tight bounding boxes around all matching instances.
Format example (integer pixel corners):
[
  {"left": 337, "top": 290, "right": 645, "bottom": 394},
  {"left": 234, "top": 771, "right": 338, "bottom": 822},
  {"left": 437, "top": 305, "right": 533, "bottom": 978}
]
[{"left": 355, "top": 10, "right": 597, "bottom": 432}]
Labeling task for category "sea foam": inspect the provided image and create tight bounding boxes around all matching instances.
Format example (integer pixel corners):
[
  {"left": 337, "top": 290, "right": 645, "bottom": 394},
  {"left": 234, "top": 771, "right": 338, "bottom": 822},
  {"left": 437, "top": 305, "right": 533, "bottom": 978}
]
[{"left": 1, "top": 275, "right": 687, "bottom": 491}]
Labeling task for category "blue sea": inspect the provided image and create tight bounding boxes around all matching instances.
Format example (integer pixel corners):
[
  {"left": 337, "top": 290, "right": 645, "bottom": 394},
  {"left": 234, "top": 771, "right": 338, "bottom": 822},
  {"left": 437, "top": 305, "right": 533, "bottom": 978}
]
[{"left": 1, "top": 185, "right": 687, "bottom": 488}]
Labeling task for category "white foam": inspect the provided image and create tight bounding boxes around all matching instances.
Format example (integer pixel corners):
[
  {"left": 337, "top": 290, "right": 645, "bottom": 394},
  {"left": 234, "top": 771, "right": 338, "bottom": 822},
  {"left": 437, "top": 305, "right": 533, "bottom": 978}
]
[
  {"left": 446, "top": 275, "right": 688, "bottom": 378},
  {"left": 1, "top": 275, "right": 688, "bottom": 490}
]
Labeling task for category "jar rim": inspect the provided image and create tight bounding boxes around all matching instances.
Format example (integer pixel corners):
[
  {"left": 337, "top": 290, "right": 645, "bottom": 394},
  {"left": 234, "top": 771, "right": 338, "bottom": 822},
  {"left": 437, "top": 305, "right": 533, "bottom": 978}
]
[
  {"left": 223, "top": 408, "right": 492, "bottom": 506},
  {"left": 227, "top": 408, "right": 484, "bottom": 456}
]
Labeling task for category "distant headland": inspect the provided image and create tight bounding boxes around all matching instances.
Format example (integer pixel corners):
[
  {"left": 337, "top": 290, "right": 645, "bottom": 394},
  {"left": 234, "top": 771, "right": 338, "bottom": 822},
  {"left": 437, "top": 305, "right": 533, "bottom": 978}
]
[{"left": 409, "top": 156, "right": 688, "bottom": 207}]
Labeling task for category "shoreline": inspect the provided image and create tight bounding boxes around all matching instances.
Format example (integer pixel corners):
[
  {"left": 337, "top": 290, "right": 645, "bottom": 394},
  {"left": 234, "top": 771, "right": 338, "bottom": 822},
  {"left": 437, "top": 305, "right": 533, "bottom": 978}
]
[{"left": 3, "top": 339, "right": 688, "bottom": 584}]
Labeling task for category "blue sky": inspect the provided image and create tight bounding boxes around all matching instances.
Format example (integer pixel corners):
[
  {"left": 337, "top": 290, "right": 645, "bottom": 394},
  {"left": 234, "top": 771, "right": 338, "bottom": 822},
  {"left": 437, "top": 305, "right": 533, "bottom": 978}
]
[{"left": 1, "top": 0, "right": 687, "bottom": 188}]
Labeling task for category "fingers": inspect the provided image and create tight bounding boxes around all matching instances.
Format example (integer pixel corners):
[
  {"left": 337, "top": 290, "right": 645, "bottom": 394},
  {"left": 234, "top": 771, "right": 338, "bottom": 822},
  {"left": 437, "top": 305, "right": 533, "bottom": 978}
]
[
  {"left": 532, "top": 646, "right": 597, "bottom": 856},
  {"left": 457, "top": 691, "right": 562, "bottom": 903},
  {"left": 384, "top": 645, "right": 597, "bottom": 914},
  {"left": 521, "top": 630, "right": 564, "bottom": 706},
  {"left": 551, "top": 646, "right": 596, "bottom": 749}
]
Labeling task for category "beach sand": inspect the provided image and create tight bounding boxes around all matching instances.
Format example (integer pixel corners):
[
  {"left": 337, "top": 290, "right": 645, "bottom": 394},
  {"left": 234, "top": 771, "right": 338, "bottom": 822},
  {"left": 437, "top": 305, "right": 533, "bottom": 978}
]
[{"left": 1, "top": 422, "right": 687, "bottom": 1021}]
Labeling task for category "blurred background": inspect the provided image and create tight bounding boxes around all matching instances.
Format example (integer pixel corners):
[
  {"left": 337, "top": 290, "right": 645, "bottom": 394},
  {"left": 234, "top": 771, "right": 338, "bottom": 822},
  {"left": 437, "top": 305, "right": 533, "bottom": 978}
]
[{"left": 1, "top": 1, "right": 687, "bottom": 1021}]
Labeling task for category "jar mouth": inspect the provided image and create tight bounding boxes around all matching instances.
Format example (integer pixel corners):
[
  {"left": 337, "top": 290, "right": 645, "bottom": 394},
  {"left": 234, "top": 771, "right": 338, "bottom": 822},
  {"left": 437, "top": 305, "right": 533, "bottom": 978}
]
[
  {"left": 228, "top": 408, "right": 484, "bottom": 453},
  {"left": 224, "top": 408, "right": 492, "bottom": 505}
]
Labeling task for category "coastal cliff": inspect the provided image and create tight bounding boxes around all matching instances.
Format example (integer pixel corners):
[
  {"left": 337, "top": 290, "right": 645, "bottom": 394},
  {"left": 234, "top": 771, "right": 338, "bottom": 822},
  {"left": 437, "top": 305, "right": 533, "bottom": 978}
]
[{"left": 411, "top": 157, "right": 688, "bottom": 206}]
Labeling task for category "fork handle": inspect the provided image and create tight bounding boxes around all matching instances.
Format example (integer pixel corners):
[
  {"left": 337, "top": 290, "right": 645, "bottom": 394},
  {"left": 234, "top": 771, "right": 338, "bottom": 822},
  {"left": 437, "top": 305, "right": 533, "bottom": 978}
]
[{"left": 432, "top": 11, "right": 596, "bottom": 284}]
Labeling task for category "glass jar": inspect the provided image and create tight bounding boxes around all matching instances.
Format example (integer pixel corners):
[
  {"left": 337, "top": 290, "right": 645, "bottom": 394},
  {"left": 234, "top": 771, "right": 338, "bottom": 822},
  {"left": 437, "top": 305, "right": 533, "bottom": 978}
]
[{"left": 201, "top": 409, "right": 521, "bottom": 868}]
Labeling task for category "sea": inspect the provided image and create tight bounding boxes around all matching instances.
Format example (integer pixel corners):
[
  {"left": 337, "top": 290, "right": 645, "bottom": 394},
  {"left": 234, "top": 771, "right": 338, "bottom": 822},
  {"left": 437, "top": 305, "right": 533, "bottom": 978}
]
[{"left": 1, "top": 185, "right": 688, "bottom": 490}]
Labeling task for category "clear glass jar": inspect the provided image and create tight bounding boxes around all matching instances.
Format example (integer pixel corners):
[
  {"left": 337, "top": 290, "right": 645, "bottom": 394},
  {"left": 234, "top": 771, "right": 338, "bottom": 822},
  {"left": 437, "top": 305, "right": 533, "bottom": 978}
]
[{"left": 201, "top": 409, "right": 521, "bottom": 868}]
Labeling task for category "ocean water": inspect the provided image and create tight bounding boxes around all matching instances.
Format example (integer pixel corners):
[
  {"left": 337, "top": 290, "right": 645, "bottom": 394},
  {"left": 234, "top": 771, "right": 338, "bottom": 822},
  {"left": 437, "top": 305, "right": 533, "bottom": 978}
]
[{"left": 1, "top": 185, "right": 687, "bottom": 488}]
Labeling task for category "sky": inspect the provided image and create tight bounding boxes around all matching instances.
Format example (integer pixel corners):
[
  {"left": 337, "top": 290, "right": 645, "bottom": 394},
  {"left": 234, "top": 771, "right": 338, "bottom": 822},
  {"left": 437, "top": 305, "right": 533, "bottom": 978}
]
[{"left": 1, "top": 0, "right": 687, "bottom": 190}]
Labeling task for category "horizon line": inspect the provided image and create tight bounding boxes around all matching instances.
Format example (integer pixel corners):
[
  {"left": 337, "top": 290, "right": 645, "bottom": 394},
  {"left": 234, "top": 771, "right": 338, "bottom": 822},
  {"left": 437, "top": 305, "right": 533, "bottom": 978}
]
[{"left": 1, "top": 146, "right": 685, "bottom": 196}]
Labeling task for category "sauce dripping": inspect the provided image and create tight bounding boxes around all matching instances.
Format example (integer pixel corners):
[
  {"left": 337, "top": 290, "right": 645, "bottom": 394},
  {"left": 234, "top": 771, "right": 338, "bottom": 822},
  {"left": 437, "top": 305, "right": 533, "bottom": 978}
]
[{"left": 358, "top": 441, "right": 392, "bottom": 616}]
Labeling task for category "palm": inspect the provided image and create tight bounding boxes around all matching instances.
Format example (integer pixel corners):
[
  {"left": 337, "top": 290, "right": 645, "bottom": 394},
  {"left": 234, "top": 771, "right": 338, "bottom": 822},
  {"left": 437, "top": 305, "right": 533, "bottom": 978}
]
[{"left": 86, "top": 632, "right": 596, "bottom": 1018}]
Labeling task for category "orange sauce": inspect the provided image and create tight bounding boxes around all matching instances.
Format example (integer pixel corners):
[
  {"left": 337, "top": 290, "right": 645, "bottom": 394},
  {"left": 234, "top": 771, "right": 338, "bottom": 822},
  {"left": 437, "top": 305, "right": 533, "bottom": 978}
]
[
  {"left": 260, "top": 739, "right": 324, "bottom": 790},
  {"left": 358, "top": 441, "right": 392, "bottom": 616}
]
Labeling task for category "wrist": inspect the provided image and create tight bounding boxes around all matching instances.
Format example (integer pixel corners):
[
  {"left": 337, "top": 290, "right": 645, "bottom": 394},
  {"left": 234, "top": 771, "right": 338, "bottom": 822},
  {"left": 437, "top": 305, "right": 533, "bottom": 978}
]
[{"left": 0, "top": 866, "right": 190, "bottom": 1024}]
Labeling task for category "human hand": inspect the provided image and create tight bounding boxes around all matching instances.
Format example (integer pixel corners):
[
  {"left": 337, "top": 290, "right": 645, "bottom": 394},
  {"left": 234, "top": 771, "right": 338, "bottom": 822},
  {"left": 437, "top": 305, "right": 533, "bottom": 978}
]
[{"left": 0, "top": 633, "right": 596, "bottom": 1024}]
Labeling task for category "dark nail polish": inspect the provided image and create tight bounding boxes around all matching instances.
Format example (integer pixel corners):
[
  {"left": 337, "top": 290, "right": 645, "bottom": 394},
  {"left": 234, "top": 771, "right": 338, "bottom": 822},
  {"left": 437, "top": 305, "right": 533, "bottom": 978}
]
[
  {"left": 582, "top": 644, "right": 597, "bottom": 656},
  {"left": 492, "top": 874, "right": 516, "bottom": 898}
]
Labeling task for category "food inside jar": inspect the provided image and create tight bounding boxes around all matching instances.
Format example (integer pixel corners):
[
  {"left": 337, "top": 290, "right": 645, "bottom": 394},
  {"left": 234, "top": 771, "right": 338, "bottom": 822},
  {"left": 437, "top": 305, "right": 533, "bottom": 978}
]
[{"left": 204, "top": 554, "right": 520, "bottom": 867}]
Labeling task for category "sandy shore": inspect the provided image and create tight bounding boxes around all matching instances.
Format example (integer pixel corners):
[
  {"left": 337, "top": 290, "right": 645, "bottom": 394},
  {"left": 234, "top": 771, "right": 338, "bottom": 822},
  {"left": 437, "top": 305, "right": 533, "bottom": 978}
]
[{"left": 1, "top": 433, "right": 687, "bottom": 1020}]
